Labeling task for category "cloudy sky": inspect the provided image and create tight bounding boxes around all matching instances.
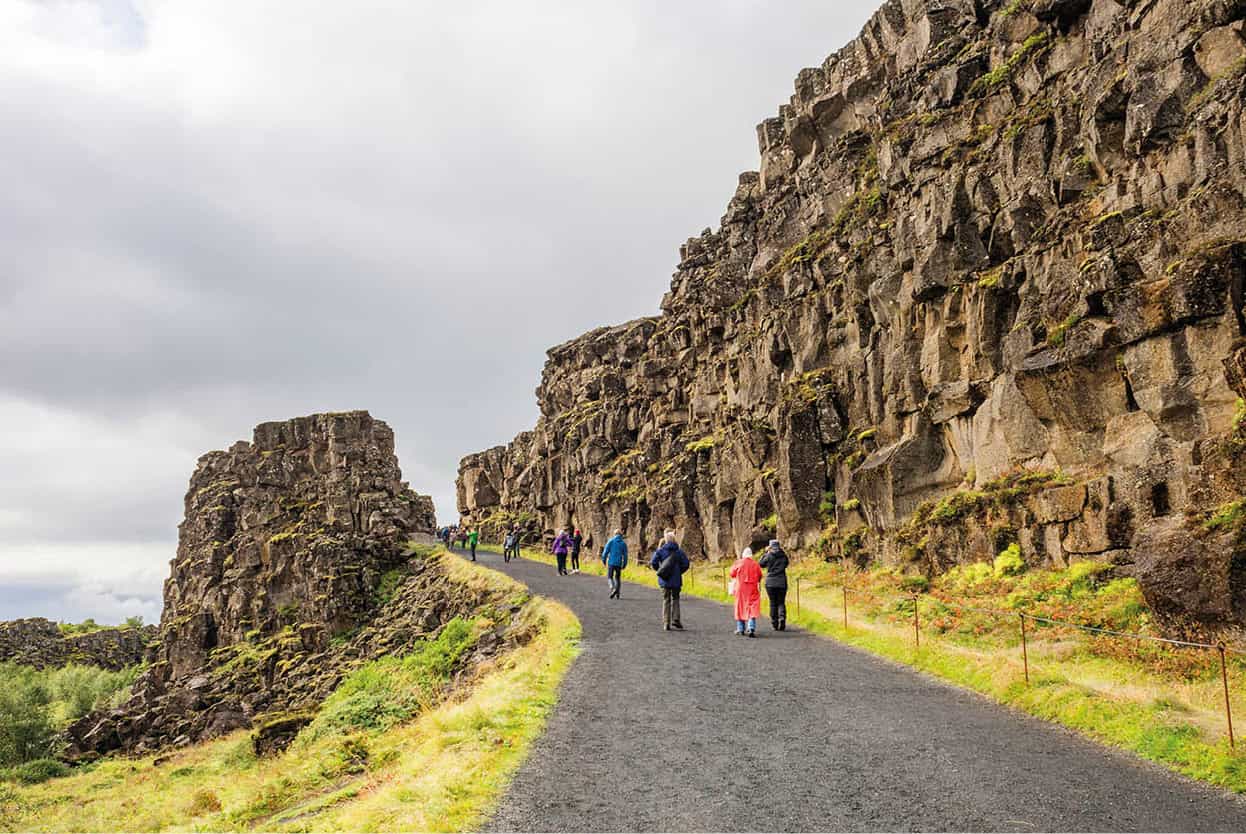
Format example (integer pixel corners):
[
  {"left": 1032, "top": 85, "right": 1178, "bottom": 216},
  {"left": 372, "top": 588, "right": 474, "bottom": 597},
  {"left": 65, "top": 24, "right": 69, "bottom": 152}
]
[{"left": 0, "top": 0, "right": 876, "bottom": 624}]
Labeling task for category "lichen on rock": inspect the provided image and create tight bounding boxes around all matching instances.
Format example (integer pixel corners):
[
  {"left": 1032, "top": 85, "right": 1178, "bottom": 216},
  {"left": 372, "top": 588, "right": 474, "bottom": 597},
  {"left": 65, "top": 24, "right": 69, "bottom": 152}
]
[{"left": 458, "top": 0, "right": 1246, "bottom": 639}]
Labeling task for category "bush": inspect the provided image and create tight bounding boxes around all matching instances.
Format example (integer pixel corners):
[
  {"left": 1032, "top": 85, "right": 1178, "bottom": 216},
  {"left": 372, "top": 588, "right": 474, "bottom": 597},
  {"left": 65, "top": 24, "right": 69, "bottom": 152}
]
[
  {"left": 46, "top": 664, "right": 141, "bottom": 723},
  {"left": 993, "top": 543, "right": 1026, "bottom": 578},
  {"left": 2, "top": 758, "right": 69, "bottom": 784},
  {"left": 0, "top": 664, "right": 54, "bottom": 766},
  {"left": 304, "top": 618, "right": 477, "bottom": 739}
]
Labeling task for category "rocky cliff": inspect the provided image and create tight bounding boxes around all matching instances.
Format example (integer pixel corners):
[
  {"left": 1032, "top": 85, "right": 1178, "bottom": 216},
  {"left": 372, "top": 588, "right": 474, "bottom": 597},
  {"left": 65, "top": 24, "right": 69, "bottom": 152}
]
[
  {"left": 65, "top": 411, "right": 474, "bottom": 757},
  {"left": 459, "top": 0, "right": 1246, "bottom": 637},
  {"left": 0, "top": 619, "right": 154, "bottom": 671}
]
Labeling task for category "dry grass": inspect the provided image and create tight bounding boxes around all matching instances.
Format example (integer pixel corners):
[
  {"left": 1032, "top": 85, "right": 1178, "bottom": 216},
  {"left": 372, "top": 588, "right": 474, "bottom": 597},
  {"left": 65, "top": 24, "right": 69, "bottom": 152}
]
[{"left": 0, "top": 553, "right": 580, "bottom": 833}]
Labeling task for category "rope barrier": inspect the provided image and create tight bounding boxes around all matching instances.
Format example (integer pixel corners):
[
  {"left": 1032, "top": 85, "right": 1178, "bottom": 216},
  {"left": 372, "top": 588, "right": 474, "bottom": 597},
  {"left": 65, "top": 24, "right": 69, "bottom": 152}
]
[{"left": 785, "top": 574, "right": 1242, "bottom": 748}]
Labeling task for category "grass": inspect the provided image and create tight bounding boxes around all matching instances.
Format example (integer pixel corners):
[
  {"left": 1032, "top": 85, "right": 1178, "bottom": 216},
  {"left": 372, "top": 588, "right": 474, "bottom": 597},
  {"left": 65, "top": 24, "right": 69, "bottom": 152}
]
[
  {"left": 0, "top": 552, "right": 580, "bottom": 833},
  {"left": 487, "top": 542, "right": 1246, "bottom": 792}
]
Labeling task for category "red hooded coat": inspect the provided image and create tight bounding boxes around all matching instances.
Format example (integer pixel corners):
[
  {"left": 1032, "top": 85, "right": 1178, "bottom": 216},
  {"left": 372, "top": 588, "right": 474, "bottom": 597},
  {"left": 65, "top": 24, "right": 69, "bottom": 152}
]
[{"left": 730, "top": 556, "right": 763, "bottom": 621}]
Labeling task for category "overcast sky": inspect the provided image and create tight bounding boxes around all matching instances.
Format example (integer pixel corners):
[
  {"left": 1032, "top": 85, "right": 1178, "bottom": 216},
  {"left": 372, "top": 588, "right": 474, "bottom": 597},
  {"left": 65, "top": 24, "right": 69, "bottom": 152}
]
[{"left": 0, "top": 0, "right": 876, "bottom": 624}]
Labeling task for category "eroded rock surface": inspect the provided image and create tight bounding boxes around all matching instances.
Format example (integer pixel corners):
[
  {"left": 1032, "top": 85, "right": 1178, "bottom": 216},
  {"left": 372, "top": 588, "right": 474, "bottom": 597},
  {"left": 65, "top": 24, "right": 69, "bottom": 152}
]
[
  {"left": 459, "top": 0, "right": 1246, "bottom": 637},
  {"left": 64, "top": 411, "right": 477, "bottom": 758},
  {"left": 0, "top": 619, "right": 154, "bottom": 671}
]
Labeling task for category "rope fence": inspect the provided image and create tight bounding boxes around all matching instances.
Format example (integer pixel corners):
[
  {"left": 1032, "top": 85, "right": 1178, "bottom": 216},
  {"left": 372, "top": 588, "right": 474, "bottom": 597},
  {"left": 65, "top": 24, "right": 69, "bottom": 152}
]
[{"left": 787, "top": 575, "right": 1242, "bottom": 748}]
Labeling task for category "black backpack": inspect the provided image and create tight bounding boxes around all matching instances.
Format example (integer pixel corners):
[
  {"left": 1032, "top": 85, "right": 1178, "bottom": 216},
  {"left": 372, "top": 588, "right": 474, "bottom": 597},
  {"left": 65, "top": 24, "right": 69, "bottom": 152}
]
[{"left": 656, "top": 548, "right": 679, "bottom": 581}]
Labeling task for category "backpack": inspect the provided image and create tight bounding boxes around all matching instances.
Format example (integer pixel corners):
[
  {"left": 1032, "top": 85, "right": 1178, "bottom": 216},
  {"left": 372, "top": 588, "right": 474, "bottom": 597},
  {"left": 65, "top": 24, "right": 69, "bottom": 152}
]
[{"left": 656, "top": 548, "right": 679, "bottom": 581}]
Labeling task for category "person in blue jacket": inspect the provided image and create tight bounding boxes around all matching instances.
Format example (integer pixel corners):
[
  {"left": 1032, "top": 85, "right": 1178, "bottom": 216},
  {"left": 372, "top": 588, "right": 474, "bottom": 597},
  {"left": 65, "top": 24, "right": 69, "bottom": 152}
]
[
  {"left": 650, "top": 529, "right": 690, "bottom": 631},
  {"left": 601, "top": 529, "right": 628, "bottom": 600}
]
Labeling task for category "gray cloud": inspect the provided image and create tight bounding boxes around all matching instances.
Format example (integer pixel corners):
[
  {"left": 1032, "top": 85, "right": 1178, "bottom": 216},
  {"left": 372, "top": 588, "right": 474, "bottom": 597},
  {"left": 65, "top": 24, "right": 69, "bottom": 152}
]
[{"left": 0, "top": 0, "right": 877, "bottom": 623}]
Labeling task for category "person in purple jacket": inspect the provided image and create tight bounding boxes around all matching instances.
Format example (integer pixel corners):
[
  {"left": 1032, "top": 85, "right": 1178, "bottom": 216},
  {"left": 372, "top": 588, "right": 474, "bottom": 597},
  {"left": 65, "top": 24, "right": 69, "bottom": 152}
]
[{"left": 551, "top": 528, "right": 572, "bottom": 576}]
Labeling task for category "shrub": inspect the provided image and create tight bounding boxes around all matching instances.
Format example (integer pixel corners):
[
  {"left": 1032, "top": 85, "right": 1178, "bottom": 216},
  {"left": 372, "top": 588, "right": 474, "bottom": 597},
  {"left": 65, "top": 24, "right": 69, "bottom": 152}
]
[
  {"left": 46, "top": 664, "right": 140, "bottom": 724},
  {"left": 760, "top": 514, "right": 778, "bottom": 534},
  {"left": 2, "top": 758, "right": 69, "bottom": 784},
  {"left": 993, "top": 543, "right": 1025, "bottom": 578},
  {"left": 0, "top": 664, "right": 54, "bottom": 766},
  {"left": 842, "top": 498, "right": 861, "bottom": 512},
  {"left": 187, "top": 788, "right": 223, "bottom": 815}
]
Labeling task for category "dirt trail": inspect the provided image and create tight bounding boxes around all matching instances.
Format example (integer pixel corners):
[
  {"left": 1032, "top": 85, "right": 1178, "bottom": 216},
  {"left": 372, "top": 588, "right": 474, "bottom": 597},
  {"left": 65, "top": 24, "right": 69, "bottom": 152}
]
[{"left": 462, "top": 547, "right": 1246, "bottom": 832}]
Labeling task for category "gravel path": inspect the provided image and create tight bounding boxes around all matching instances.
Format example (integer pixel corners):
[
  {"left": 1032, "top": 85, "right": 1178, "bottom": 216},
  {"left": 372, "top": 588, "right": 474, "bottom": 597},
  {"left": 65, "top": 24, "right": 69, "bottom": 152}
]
[{"left": 457, "top": 547, "right": 1246, "bottom": 832}]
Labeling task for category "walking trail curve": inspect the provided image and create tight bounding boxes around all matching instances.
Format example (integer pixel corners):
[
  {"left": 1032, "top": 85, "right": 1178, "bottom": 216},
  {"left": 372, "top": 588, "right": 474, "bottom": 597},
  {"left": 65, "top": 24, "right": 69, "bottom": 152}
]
[{"left": 458, "top": 546, "right": 1246, "bottom": 832}]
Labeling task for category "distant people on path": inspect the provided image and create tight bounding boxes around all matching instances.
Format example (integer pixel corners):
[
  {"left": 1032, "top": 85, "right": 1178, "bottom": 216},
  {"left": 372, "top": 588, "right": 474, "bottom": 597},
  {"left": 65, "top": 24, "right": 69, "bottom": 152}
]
[
  {"left": 503, "top": 528, "right": 518, "bottom": 562},
  {"left": 468, "top": 529, "right": 479, "bottom": 562},
  {"left": 552, "top": 528, "right": 572, "bottom": 575},
  {"left": 758, "top": 539, "right": 789, "bottom": 631},
  {"left": 570, "top": 529, "right": 583, "bottom": 573},
  {"left": 650, "top": 530, "right": 690, "bottom": 631},
  {"left": 730, "top": 547, "right": 763, "bottom": 637},
  {"left": 458, "top": 528, "right": 469, "bottom": 549},
  {"left": 601, "top": 528, "right": 628, "bottom": 599}
]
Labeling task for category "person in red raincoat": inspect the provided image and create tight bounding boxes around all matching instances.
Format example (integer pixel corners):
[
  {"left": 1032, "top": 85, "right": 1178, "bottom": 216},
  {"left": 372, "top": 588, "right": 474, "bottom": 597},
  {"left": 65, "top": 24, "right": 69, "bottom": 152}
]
[{"left": 730, "top": 547, "right": 763, "bottom": 637}]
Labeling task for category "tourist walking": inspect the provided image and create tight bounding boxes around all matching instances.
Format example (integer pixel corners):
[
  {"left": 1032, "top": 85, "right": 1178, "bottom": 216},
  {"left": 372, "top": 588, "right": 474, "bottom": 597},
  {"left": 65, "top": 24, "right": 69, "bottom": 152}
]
[
  {"left": 503, "top": 529, "right": 517, "bottom": 562},
  {"left": 601, "top": 529, "right": 628, "bottom": 599},
  {"left": 650, "top": 530, "right": 690, "bottom": 631},
  {"left": 730, "top": 547, "right": 763, "bottom": 637},
  {"left": 758, "top": 538, "right": 789, "bottom": 631},
  {"left": 551, "top": 528, "right": 572, "bottom": 575},
  {"left": 468, "top": 528, "right": 479, "bottom": 562},
  {"left": 570, "top": 529, "right": 583, "bottom": 573}
]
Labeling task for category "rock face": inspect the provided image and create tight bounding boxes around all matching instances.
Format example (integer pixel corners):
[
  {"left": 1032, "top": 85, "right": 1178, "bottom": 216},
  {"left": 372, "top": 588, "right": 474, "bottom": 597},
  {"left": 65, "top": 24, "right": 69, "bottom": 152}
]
[
  {"left": 66, "top": 411, "right": 457, "bottom": 757},
  {"left": 0, "top": 619, "right": 154, "bottom": 671},
  {"left": 459, "top": 0, "right": 1246, "bottom": 637}
]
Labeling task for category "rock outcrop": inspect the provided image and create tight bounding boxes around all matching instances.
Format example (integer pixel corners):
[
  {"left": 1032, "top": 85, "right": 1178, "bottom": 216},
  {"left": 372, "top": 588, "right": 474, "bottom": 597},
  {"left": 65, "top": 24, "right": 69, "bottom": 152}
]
[
  {"left": 459, "top": 0, "right": 1246, "bottom": 638},
  {"left": 65, "top": 411, "right": 468, "bottom": 757},
  {"left": 0, "top": 619, "right": 154, "bottom": 671}
]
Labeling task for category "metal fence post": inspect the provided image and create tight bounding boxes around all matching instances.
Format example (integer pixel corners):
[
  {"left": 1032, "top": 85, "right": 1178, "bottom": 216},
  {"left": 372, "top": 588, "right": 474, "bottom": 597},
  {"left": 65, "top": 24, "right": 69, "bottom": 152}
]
[
  {"left": 1020, "top": 614, "right": 1030, "bottom": 685},
  {"left": 1220, "top": 643, "right": 1236, "bottom": 749}
]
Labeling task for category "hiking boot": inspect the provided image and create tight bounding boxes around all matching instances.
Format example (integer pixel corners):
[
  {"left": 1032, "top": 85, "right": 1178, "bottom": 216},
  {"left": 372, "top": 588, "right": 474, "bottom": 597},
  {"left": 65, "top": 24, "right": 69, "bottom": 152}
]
[
  {"left": 747, "top": 629, "right": 756, "bottom": 638},
  {"left": 672, "top": 622, "right": 684, "bottom": 630},
  {"left": 664, "top": 624, "right": 671, "bottom": 631},
  {"left": 779, "top": 620, "right": 786, "bottom": 631}
]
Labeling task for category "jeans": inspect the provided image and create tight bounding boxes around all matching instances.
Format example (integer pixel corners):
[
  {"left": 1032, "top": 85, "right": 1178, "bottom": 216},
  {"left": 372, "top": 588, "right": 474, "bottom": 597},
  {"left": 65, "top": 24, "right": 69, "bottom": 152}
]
[
  {"left": 607, "top": 565, "right": 622, "bottom": 597},
  {"left": 571, "top": 551, "right": 581, "bottom": 571},
  {"left": 766, "top": 585, "right": 787, "bottom": 626},
  {"left": 556, "top": 552, "right": 568, "bottom": 574},
  {"left": 470, "top": 542, "right": 477, "bottom": 560},
  {"left": 662, "top": 587, "right": 682, "bottom": 627},
  {"left": 735, "top": 618, "right": 757, "bottom": 633}
]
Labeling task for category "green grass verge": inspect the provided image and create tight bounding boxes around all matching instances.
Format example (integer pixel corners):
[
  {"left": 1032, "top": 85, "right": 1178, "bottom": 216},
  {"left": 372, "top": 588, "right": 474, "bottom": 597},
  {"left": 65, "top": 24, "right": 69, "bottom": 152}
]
[
  {"left": 0, "top": 552, "right": 581, "bottom": 832},
  {"left": 483, "top": 543, "right": 1246, "bottom": 792}
]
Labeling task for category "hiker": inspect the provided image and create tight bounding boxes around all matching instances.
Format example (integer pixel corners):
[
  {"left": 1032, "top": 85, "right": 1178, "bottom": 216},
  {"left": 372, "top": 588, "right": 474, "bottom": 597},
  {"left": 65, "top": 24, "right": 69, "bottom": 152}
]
[
  {"left": 503, "top": 529, "right": 517, "bottom": 563},
  {"left": 458, "top": 528, "right": 468, "bottom": 549},
  {"left": 601, "top": 528, "right": 628, "bottom": 599},
  {"left": 551, "top": 528, "right": 572, "bottom": 575},
  {"left": 570, "top": 529, "right": 583, "bottom": 573},
  {"left": 758, "top": 538, "right": 789, "bottom": 631},
  {"left": 730, "top": 546, "right": 763, "bottom": 637},
  {"left": 468, "top": 528, "right": 479, "bottom": 562},
  {"left": 650, "top": 530, "right": 690, "bottom": 631}
]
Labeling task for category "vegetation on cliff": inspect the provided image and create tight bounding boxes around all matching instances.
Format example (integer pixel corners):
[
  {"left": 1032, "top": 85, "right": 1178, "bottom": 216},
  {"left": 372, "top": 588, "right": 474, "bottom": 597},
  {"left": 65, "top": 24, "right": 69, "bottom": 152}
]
[{"left": 0, "top": 554, "right": 581, "bottom": 833}]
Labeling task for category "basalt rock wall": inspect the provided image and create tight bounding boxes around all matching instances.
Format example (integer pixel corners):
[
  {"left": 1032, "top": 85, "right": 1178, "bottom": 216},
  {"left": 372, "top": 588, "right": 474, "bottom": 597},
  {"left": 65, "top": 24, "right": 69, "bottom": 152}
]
[
  {"left": 0, "top": 619, "right": 154, "bottom": 671},
  {"left": 66, "top": 411, "right": 453, "bottom": 757},
  {"left": 459, "top": 0, "right": 1246, "bottom": 637}
]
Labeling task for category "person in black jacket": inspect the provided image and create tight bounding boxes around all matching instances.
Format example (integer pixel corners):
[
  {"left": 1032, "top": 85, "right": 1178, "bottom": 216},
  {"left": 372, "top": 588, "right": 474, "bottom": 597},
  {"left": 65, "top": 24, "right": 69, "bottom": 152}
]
[
  {"left": 758, "top": 539, "right": 789, "bottom": 631},
  {"left": 570, "top": 529, "right": 584, "bottom": 573}
]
